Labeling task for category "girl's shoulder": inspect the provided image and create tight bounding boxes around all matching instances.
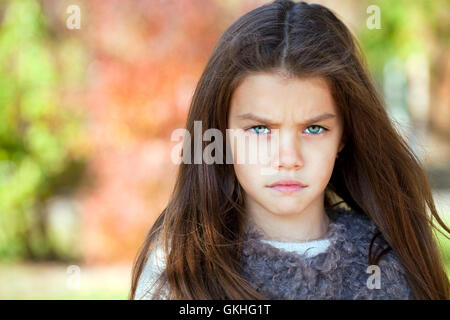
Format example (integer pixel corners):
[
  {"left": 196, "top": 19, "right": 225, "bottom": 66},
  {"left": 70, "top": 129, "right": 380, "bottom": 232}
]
[
  {"left": 327, "top": 207, "right": 379, "bottom": 238},
  {"left": 134, "top": 239, "right": 168, "bottom": 300},
  {"left": 329, "top": 208, "right": 412, "bottom": 299},
  {"left": 327, "top": 207, "right": 392, "bottom": 251}
]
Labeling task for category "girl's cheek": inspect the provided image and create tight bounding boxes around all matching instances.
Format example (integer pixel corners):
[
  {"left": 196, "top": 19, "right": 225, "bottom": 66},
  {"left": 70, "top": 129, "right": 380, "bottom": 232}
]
[
  {"left": 256, "top": 144, "right": 273, "bottom": 166},
  {"left": 228, "top": 131, "right": 251, "bottom": 164},
  {"left": 233, "top": 165, "right": 257, "bottom": 194}
]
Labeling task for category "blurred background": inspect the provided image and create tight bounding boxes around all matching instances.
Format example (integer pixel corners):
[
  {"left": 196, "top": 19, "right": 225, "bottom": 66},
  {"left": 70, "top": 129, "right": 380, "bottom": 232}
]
[{"left": 0, "top": 0, "right": 448, "bottom": 299}]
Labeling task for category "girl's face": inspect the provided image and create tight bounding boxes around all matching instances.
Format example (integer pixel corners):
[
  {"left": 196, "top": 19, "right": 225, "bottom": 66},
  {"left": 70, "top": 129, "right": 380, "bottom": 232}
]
[{"left": 227, "top": 72, "right": 345, "bottom": 222}]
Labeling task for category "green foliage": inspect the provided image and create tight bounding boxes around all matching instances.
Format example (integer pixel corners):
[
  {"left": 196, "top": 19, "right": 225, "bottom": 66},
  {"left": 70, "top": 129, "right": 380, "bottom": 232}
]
[
  {"left": 359, "top": 0, "right": 450, "bottom": 79},
  {"left": 0, "top": 0, "right": 87, "bottom": 262}
]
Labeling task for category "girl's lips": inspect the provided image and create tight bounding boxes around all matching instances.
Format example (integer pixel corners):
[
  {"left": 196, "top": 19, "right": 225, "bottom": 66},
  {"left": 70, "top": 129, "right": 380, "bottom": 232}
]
[
  {"left": 268, "top": 184, "right": 307, "bottom": 194},
  {"left": 268, "top": 179, "right": 307, "bottom": 188}
]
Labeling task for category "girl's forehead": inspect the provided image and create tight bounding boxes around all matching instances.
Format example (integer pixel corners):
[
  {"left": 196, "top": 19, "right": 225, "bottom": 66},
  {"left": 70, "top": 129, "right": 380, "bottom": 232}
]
[
  {"left": 229, "top": 73, "right": 337, "bottom": 118},
  {"left": 236, "top": 72, "right": 330, "bottom": 90}
]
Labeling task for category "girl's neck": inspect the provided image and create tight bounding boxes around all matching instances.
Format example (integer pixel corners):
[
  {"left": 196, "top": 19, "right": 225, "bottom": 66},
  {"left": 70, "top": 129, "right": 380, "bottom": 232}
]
[{"left": 244, "top": 201, "right": 331, "bottom": 243}]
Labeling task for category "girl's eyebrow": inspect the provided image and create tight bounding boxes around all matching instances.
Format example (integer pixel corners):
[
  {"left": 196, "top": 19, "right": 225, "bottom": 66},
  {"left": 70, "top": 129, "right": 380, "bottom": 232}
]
[{"left": 236, "top": 112, "right": 337, "bottom": 126}]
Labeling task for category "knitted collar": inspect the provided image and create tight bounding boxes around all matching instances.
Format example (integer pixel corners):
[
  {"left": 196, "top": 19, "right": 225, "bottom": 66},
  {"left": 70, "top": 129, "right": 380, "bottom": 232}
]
[
  {"left": 238, "top": 207, "right": 385, "bottom": 299},
  {"left": 240, "top": 206, "right": 377, "bottom": 252}
]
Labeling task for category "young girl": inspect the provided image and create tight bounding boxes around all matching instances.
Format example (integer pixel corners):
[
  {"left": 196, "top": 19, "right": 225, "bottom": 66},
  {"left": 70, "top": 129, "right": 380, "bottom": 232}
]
[{"left": 130, "top": 0, "right": 449, "bottom": 300}]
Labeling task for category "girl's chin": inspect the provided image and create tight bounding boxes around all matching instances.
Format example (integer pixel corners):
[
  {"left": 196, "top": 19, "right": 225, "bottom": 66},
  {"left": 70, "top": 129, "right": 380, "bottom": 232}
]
[{"left": 266, "top": 205, "right": 305, "bottom": 216}]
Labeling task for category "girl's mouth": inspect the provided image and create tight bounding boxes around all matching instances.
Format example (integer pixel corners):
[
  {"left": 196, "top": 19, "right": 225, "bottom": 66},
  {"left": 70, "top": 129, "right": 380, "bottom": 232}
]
[{"left": 268, "top": 184, "right": 306, "bottom": 194}]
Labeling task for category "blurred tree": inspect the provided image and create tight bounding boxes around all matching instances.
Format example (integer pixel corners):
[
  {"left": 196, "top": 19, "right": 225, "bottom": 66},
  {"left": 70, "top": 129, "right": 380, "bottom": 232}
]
[
  {"left": 0, "top": 0, "right": 88, "bottom": 262},
  {"left": 358, "top": 0, "right": 450, "bottom": 139}
]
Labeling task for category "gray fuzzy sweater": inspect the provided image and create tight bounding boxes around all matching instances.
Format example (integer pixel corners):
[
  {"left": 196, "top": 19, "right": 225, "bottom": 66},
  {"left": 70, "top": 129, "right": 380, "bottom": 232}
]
[
  {"left": 240, "top": 207, "right": 412, "bottom": 299},
  {"left": 135, "top": 207, "right": 412, "bottom": 300}
]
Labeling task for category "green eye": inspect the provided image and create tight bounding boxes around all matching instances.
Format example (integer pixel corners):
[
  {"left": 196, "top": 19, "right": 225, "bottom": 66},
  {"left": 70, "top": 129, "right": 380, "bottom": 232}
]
[
  {"left": 305, "top": 125, "right": 327, "bottom": 135},
  {"left": 246, "top": 125, "right": 328, "bottom": 135},
  {"left": 248, "top": 125, "right": 270, "bottom": 135}
]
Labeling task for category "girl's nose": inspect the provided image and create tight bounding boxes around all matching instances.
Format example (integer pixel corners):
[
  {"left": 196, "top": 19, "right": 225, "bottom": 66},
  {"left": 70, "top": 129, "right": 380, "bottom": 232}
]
[{"left": 274, "top": 129, "right": 303, "bottom": 170}]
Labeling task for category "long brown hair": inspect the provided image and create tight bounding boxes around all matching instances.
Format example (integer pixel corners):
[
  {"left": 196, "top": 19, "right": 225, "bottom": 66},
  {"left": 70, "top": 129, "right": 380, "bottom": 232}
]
[{"left": 130, "top": 0, "right": 450, "bottom": 299}]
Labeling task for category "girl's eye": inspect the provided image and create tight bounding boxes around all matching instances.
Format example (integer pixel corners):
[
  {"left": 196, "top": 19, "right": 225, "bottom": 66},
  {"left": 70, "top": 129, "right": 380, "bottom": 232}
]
[
  {"left": 247, "top": 125, "right": 270, "bottom": 135},
  {"left": 304, "top": 125, "right": 328, "bottom": 135},
  {"left": 246, "top": 125, "right": 328, "bottom": 135}
]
